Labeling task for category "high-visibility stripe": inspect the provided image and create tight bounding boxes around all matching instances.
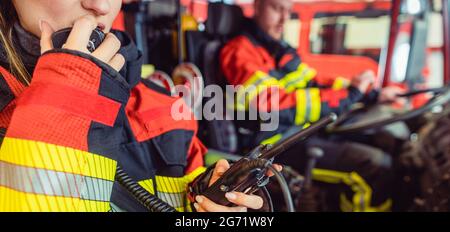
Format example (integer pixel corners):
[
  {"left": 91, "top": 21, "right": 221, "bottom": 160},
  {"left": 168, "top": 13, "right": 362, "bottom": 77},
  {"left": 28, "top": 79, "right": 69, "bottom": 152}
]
[
  {"left": 261, "top": 134, "right": 283, "bottom": 145},
  {"left": 332, "top": 77, "right": 351, "bottom": 90},
  {"left": 312, "top": 168, "right": 392, "bottom": 212},
  {"left": 235, "top": 71, "right": 280, "bottom": 111},
  {"left": 279, "top": 64, "right": 317, "bottom": 93},
  {"left": 309, "top": 88, "right": 321, "bottom": 122},
  {"left": 0, "top": 161, "right": 113, "bottom": 202},
  {"left": 0, "top": 186, "right": 110, "bottom": 212},
  {"left": 137, "top": 167, "right": 206, "bottom": 212},
  {"left": 295, "top": 88, "right": 321, "bottom": 125},
  {"left": 0, "top": 138, "right": 116, "bottom": 212},
  {"left": 295, "top": 90, "right": 307, "bottom": 125},
  {"left": 0, "top": 138, "right": 117, "bottom": 181}
]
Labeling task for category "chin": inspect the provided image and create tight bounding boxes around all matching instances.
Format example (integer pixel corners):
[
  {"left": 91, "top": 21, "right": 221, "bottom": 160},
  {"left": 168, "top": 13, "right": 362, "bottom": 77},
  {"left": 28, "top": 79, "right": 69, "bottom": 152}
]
[{"left": 272, "top": 34, "right": 283, "bottom": 41}]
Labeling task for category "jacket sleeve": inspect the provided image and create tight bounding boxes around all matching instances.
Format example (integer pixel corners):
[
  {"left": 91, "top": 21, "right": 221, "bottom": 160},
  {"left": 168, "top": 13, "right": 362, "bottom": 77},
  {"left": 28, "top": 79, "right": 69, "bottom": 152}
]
[
  {"left": 220, "top": 38, "right": 364, "bottom": 126},
  {"left": 0, "top": 50, "right": 126, "bottom": 212}
]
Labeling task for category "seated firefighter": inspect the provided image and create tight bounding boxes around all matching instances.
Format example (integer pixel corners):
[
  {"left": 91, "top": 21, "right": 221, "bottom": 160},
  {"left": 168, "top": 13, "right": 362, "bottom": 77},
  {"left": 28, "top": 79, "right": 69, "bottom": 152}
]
[
  {"left": 220, "top": 0, "right": 405, "bottom": 211},
  {"left": 0, "top": 0, "right": 274, "bottom": 212}
]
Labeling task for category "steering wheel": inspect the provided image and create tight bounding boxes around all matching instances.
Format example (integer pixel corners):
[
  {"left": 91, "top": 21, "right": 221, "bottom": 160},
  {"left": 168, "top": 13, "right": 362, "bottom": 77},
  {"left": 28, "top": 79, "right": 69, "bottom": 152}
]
[{"left": 327, "top": 86, "right": 450, "bottom": 134}]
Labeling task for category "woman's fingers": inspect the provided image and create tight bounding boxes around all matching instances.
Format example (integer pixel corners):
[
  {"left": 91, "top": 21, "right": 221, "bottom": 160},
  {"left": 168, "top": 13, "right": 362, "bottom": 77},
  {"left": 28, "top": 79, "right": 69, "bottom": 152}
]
[
  {"left": 64, "top": 15, "right": 97, "bottom": 52},
  {"left": 108, "top": 53, "right": 126, "bottom": 72},
  {"left": 266, "top": 164, "right": 283, "bottom": 177},
  {"left": 92, "top": 33, "right": 121, "bottom": 63},
  {"left": 225, "top": 192, "right": 264, "bottom": 210},
  {"left": 194, "top": 195, "right": 247, "bottom": 212},
  {"left": 39, "top": 20, "right": 55, "bottom": 54},
  {"left": 208, "top": 159, "right": 230, "bottom": 187},
  {"left": 40, "top": 15, "right": 125, "bottom": 71}
]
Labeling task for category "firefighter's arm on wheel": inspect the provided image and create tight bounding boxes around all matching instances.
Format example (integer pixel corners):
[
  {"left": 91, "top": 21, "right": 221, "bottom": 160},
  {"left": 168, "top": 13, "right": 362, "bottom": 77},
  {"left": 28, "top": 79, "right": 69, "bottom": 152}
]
[
  {"left": 0, "top": 16, "right": 126, "bottom": 212},
  {"left": 220, "top": 38, "right": 366, "bottom": 125},
  {"left": 189, "top": 159, "right": 282, "bottom": 212}
]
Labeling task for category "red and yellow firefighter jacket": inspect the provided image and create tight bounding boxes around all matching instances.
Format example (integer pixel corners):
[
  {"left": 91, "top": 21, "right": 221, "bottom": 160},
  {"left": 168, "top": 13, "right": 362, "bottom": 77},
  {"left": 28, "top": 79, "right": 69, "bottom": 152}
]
[
  {"left": 0, "top": 31, "right": 206, "bottom": 212},
  {"left": 220, "top": 19, "right": 375, "bottom": 144}
]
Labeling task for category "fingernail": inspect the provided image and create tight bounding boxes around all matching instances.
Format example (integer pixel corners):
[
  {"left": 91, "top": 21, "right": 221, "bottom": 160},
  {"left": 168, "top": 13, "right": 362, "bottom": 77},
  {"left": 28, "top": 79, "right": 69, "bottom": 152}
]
[
  {"left": 39, "top": 20, "right": 50, "bottom": 33},
  {"left": 216, "top": 166, "right": 226, "bottom": 175},
  {"left": 225, "top": 192, "right": 237, "bottom": 200},
  {"left": 195, "top": 196, "right": 203, "bottom": 203},
  {"left": 193, "top": 203, "right": 199, "bottom": 210}
]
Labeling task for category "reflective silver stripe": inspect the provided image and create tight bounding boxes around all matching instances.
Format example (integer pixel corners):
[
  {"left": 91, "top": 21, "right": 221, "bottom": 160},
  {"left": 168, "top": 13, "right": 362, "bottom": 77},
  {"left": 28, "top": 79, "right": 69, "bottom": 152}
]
[
  {"left": 0, "top": 161, "right": 113, "bottom": 202},
  {"left": 305, "top": 90, "right": 312, "bottom": 122},
  {"left": 250, "top": 75, "right": 272, "bottom": 88},
  {"left": 284, "top": 68, "right": 309, "bottom": 89},
  {"left": 109, "top": 203, "right": 126, "bottom": 212},
  {"left": 237, "top": 75, "right": 272, "bottom": 107},
  {"left": 157, "top": 191, "right": 185, "bottom": 209}
]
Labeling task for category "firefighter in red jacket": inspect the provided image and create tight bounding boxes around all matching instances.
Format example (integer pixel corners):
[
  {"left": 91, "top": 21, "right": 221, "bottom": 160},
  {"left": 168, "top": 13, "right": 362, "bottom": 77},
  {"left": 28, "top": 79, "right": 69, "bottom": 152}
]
[
  {"left": 0, "top": 0, "right": 268, "bottom": 212},
  {"left": 220, "top": 0, "right": 405, "bottom": 211}
]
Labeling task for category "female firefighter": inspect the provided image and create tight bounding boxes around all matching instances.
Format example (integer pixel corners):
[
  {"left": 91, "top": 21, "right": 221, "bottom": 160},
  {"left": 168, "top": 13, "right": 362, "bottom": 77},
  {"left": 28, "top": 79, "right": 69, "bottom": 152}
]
[{"left": 0, "top": 0, "right": 273, "bottom": 212}]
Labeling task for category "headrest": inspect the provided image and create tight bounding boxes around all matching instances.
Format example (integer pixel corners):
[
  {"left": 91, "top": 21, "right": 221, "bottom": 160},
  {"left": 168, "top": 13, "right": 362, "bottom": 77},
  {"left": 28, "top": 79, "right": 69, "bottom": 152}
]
[{"left": 206, "top": 3, "right": 244, "bottom": 37}]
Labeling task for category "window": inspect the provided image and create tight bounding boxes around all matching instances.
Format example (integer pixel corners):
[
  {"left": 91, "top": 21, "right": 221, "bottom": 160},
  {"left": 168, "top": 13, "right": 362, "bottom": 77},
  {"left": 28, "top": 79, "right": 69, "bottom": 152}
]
[{"left": 309, "top": 11, "right": 391, "bottom": 63}]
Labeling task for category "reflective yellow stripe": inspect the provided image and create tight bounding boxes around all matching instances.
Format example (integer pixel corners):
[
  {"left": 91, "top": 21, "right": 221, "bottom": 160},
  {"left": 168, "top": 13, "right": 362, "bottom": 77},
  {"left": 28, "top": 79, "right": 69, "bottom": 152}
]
[
  {"left": 235, "top": 71, "right": 280, "bottom": 111},
  {"left": 185, "top": 167, "right": 207, "bottom": 183},
  {"left": 0, "top": 161, "right": 114, "bottom": 202},
  {"left": 295, "top": 89, "right": 307, "bottom": 125},
  {"left": 137, "top": 167, "right": 206, "bottom": 212},
  {"left": 312, "top": 168, "right": 391, "bottom": 212},
  {"left": 138, "top": 179, "right": 155, "bottom": 194},
  {"left": 261, "top": 134, "right": 283, "bottom": 145},
  {"left": 332, "top": 77, "right": 351, "bottom": 90},
  {"left": 280, "top": 64, "right": 317, "bottom": 93},
  {"left": 0, "top": 186, "right": 110, "bottom": 212},
  {"left": 309, "top": 88, "right": 321, "bottom": 123},
  {"left": 0, "top": 138, "right": 116, "bottom": 181},
  {"left": 295, "top": 88, "right": 321, "bottom": 125},
  {"left": 0, "top": 138, "right": 116, "bottom": 212}
]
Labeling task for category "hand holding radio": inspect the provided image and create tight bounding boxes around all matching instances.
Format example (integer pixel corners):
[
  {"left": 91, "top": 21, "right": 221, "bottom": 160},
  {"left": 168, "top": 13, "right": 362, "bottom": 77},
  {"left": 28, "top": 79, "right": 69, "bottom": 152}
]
[
  {"left": 193, "top": 159, "right": 282, "bottom": 212},
  {"left": 39, "top": 15, "right": 125, "bottom": 71},
  {"left": 188, "top": 114, "right": 337, "bottom": 212}
]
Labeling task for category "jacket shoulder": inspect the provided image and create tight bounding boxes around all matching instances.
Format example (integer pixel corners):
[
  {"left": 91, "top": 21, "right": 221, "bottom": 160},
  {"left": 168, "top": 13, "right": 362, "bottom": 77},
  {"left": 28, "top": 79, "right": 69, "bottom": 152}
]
[{"left": 223, "top": 35, "right": 255, "bottom": 51}]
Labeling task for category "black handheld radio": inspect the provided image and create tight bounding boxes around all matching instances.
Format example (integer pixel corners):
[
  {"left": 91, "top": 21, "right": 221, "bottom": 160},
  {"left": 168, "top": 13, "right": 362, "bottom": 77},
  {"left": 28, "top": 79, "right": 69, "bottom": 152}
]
[
  {"left": 188, "top": 113, "right": 337, "bottom": 208},
  {"left": 51, "top": 27, "right": 105, "bottom": 52}
]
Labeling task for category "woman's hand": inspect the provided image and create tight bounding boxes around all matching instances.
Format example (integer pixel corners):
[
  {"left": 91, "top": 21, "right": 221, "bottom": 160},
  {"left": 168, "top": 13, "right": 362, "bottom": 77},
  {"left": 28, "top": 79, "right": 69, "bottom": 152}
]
[
  {"left": 194, "top": 159, "right": 282, "bottom": 212},
  {"left": 39, "top": 15, "right": 125, "bottom": 72}
]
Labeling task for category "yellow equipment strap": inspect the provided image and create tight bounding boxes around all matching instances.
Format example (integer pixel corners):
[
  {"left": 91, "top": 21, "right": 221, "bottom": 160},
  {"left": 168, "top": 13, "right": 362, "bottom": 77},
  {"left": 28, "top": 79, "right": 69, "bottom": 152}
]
[{"left": 312, "top": 168, "right": 391, "bottom": 212}]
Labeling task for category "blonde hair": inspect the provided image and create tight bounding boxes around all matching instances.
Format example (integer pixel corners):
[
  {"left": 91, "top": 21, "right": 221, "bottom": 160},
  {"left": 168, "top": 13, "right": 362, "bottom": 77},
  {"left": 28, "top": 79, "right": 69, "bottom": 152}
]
[{"left": 0, "top": 0, "right": 31, "bottom": 85}]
